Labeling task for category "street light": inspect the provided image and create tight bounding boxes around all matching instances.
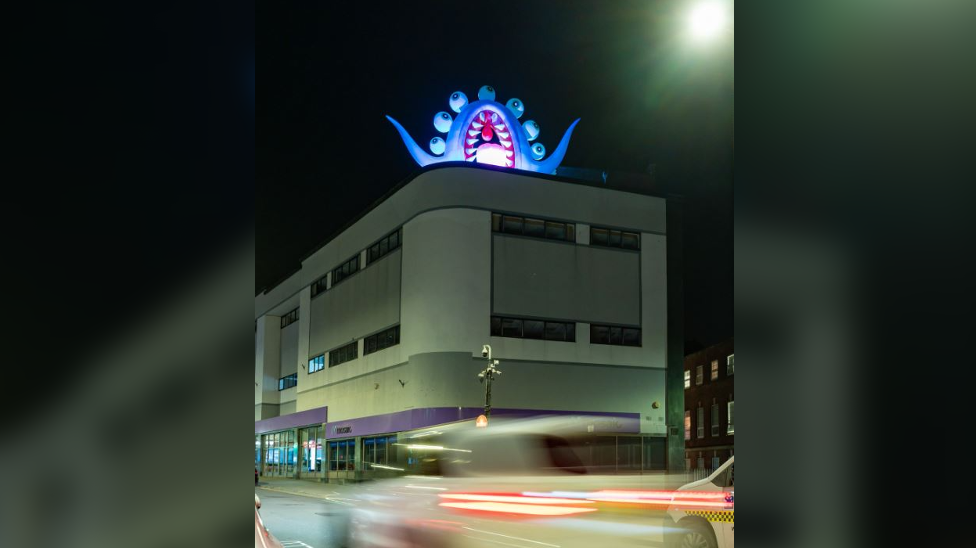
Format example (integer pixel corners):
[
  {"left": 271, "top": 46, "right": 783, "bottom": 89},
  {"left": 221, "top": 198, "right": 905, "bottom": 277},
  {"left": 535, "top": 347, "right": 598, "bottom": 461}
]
[
  {"left": 688, "top": 1, "right": 728, "bottom": 40},
  {"left": 478, "top": 345, "right": 502, "bottom": 421}
]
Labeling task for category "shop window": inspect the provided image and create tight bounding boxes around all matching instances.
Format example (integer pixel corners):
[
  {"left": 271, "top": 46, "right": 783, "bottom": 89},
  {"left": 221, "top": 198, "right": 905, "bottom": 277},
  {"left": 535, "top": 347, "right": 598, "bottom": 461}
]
[{"left": 329, "top": 439, "right": 356, "bottom": 471}]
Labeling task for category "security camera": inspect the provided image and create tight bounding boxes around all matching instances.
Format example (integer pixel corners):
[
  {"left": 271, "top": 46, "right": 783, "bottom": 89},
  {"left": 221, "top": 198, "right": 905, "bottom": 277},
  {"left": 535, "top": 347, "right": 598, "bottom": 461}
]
[{"left": 481, "top": 345, "right": 491, "bottom": 358}]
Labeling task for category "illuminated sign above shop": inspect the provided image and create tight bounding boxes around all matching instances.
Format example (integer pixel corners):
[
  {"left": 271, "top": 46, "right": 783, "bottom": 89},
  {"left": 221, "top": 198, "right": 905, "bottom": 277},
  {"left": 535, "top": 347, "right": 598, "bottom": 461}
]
[{"left": 386, "top": 85, "right": 580, "bottom": 174}]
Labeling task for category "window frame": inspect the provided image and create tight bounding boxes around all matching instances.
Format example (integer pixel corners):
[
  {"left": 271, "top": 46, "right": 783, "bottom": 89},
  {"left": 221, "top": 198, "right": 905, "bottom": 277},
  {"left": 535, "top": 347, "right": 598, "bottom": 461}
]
[
  {"left": 727, "top": 354, "right": 734, "bottom": 376},
  {"left": 491, "top": 212, "right": 575, "bottom": 243},
  {"left": 684, "top": 370, "right": 691, "bottom": 389},
  {"left": 589, "top": 323, "right": 641, "bottom": 347},
  {"left": 697, "top": 406, "right": 705, "bottom": 439},
  {"left": 684, "top": 410, "right": 692, "bottom": 441},
  {"left": 280, "top": 308, "right": 299, "bottom": 329},
  {"left": 727, "top": 400, "right": 734, "bottom": 435},
  {"left": 711, "top": 402, "right": 720, "bottom": 437},
  {"left": 711, "top": 359, "right": 719, "bottom": 381},
  {"left": 331, "top": 254, "right": 361, "bottom": 287},
  {"left": 695, "top": 365, "right": 704, "bottom": 385},
  {"left": 364, "top": 325, "right": 401, "bottom": 356},
  {"left": 491, "top": 315, "right": 576, "bottom": 342},
  {"left": 278, "top": 373, "right": 298, "bottom": 391},
  {"left": 589, "top": 225, "right": 640, "bottom": 250},
  {"left": 308, "top": 354, "right": 325, "bottom": 374},
  {"left": 329, "top": 341, "right": 358, "bottom": 367},
  {"left": 367, "top": 228, "right": 403, "bottom": 266}
]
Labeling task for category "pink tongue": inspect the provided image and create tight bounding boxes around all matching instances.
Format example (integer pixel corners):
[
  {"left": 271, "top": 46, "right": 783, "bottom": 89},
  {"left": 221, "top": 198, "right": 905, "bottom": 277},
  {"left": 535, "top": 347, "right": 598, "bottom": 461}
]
[{"left": 481, "top": 122, "right": 493, "bottom": 141}]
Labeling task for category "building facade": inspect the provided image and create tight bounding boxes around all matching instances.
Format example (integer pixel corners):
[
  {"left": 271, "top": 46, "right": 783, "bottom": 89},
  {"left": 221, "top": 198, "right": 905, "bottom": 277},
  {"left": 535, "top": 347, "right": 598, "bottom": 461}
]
[
  {"left": 682, "top": 338, "right": 734, "bottom": 471},
  {"left": 255, "top": 164, "right": 684, "bottom": 481}
]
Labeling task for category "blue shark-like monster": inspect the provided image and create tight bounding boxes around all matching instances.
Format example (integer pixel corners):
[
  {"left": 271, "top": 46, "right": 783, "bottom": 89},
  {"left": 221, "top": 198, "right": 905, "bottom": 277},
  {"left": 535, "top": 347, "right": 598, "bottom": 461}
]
[{"left": 386, "top": 85, "right": 580, "bottom": 174}]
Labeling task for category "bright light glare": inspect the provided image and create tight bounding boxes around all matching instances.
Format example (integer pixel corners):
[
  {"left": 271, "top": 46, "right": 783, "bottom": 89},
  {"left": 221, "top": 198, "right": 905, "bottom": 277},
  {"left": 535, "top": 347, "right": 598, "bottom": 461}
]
[{"left": 689, "top": 2, "right": 727, "bottom": 39}]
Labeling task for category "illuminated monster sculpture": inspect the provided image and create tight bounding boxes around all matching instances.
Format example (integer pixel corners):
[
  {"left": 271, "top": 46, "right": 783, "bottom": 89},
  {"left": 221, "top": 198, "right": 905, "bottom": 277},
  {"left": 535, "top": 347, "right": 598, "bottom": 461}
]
[{"left": 386, "top": 85, "right": 580, "bottom": 174}]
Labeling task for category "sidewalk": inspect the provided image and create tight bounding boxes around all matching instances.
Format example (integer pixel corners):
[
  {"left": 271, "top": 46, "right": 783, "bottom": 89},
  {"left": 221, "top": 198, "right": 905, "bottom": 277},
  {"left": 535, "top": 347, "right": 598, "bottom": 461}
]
[{"left": 257, "top": 478, "right": 360, "bottom": 501}]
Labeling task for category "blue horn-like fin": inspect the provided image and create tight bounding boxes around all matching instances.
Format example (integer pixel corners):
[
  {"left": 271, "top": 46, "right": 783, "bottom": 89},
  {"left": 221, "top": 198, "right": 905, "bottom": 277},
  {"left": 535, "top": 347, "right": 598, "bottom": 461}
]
[
  {"left": 534, "top": 118, "right": 580, "bottom": 175},
  {"left": 386, "top": 115, "right": 438, "bottom": 167}
]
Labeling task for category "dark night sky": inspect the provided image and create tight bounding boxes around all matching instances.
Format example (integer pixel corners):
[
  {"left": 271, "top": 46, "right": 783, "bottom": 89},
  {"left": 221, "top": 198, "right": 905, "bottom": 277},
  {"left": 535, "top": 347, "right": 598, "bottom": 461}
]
[{"left": 258, "top": 0, "right": 733, "bottom": 347}]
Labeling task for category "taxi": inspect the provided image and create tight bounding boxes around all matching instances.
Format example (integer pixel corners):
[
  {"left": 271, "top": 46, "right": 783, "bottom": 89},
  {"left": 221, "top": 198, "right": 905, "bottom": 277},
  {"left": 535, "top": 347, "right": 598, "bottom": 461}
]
[{"left": 665, "top": 456, "right": 734, "bottom": 548}]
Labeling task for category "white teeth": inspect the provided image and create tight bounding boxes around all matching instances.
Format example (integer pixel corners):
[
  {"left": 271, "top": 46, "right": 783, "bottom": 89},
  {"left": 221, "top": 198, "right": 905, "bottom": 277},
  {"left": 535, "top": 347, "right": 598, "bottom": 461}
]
[
  {"left": 490, "top": 113, "right": 498, "bottom": 123},
  {"left": 466, "top": 138, "right": 478, "bottom": 145},
  {"left": 499, "top": 139, "right": 512, "bottom": 148},
  {"left": 496, "top": 131, "right": 510, "bottom": 139},
  {"left": 468, "top": 129, "right": 480, "bottom": 137},
  {"left": 472, "top": 121, "right": 484, "bottom": 129},
  {"left": 479, "top": 112, "right": 486, "bottom": 122},
  {"left": 505, "top": 159, "right": 514, "bottom": 167},
  {"left": 465, "top": 156, "right": 477, "bottom": 162},
  {"left": 466, "top": 148, "right": 477, "bottom": 155},
  {"left": 504, "top": 150, "right": 514, "bottom": 157}
]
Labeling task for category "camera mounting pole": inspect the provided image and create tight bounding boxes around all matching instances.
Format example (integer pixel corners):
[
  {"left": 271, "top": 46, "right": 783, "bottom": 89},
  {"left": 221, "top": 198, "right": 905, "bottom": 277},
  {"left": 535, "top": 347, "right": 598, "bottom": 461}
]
[{"left": 478, "top": 345, "right": 501, "bottom": 420}]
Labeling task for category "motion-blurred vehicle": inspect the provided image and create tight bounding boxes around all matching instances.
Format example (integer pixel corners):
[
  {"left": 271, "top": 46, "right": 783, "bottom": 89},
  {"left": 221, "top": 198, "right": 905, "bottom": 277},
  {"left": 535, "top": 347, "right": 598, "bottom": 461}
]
[
  {"left": 665, "top": 457, "right": 734, "bottom": 548},
  {"left": 256, "top": 467, "right": 259, "bottom": 485},
  {"left": 255, "top": 494, "right": 285, "bottom": 548},
  {"left": 340, "top": 416, "right": 683, "bottom": 548}
]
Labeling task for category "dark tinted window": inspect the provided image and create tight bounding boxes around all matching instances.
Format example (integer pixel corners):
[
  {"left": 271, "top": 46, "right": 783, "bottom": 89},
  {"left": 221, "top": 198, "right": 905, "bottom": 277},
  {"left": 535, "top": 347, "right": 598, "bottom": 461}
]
[
  {"left": 546, "top": 221, "right": 566, "bottom": 240},
  {"left": 609, "top": 230, "right": 622, "bottom": 247},
  {"left": 591, "top": 324, "right": 641, "bottom": 347},
  {"left": 590, "top": 227, "right": 608, "bottom": 246},
  {"left": 545, "top": 321, "right": 567, "bottom": 341},
  {"left": 524, "top": 218, "right": 545, "bottom": 238},
  {"left": 330, "top": 342, "right": 358, "bottom": 366},
  {"left": 609, "top": 326, "right": 622, "bottom": 345},
  {"left": 523, "top": 320, "right": 545, "bottom": 339},
  {"left": 621, "top": 232, "right": 639, "bottom": 250},
  {"left": 490, "top": 316, "right": 502, "bottom": 336},
  {"left": 622, "top": 328, "right": 641, "bottom": 347},
  {"left": 364, "top": 325, "right": 400, "bottom": 355},
  {"left": 502, "top": 216, "right": 523, "bottom": 234},
  {"left": 501, "top": 318, "right": 522, "bottom": 338},
  {"left": 590, "top": 325, "right": 609, "bottom": 344}
]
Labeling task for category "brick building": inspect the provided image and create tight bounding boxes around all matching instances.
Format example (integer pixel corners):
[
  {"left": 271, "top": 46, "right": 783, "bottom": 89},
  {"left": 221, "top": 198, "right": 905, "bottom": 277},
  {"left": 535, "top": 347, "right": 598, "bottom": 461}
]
[{"left": 683, "top": 338, "right": 734, "bottom": 471}]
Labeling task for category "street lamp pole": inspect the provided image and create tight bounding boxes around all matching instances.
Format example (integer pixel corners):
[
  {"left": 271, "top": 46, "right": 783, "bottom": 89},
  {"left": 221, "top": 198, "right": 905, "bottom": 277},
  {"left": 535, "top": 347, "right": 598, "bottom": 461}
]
[{"left": 478, "top": 345, "right": 502, "bottom": 419}]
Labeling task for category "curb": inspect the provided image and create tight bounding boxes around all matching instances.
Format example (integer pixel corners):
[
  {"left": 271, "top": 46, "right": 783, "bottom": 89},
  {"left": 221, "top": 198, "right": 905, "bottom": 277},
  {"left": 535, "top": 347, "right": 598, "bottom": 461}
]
[{"left": 257, "top": 483, "right": 337, "bottom": 501}]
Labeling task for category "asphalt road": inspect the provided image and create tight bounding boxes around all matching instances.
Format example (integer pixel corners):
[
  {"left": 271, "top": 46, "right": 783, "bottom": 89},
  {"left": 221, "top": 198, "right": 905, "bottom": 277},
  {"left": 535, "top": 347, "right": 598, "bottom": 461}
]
[{"left": 256, "top": 487, "right": 347, "bottom": 548}]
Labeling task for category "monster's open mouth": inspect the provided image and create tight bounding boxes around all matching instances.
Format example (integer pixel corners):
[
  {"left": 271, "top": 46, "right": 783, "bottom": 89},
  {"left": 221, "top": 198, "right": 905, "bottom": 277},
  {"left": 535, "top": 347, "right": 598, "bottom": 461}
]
[{"left": 464, "top": 110, "right": 514, "bottom": 167}]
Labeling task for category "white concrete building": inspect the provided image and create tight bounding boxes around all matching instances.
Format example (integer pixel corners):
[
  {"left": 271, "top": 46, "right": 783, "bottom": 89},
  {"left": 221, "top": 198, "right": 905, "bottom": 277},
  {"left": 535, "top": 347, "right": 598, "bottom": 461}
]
[{"left": 255, "top": 165, "right": 684, "bottom": 481}]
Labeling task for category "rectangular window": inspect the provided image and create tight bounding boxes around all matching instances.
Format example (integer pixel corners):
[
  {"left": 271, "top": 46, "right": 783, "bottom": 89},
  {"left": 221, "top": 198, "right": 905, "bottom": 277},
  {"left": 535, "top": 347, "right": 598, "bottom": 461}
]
[
  {"left": 523, "top": 319, "right": 545, "bottom": 340},
  {"left": 492, "top": 213, "right": 574, "bottom": 242},
  {"left": 278, "top": 373, "right": 297, "bottom": 391},
  {"left": 590, "top": 324, "right": 641, "bottom": 347},
  {"left": 684, "top": 411, "right": 691, "bottom": 441},
  {"left": 727, "top": 354, "right": 734, "bottom": 376},
  {"left": 331, "top": 254, "right": 360, "bottom": 287},
  {"left": 590, "top": 226, "right": 640, "bottom": 250},
  {"left": 329, "top": 341, "right": 358, "bottom": 367},
  {"left": 367, "top": 228, "right": 402, "bottom": 265},
  {"left": 524, "top": 217, "right": 545, "bottom": 238},
  {"left": 308, "top": 354, "right": 325, "bottom": 374},
  {"left": 697, "top": 407, "right": 705, "bottom": 439},
  {"left": 364, "top": 325, "right": 400, "bottom": 355},
  {"left": 711, "top": 359, "right": 719, "bottom": 380},
  {"left": 684, "top": 370, "right": 691, "bottom": 389},
  {"left": 696, "top": 365, "right": 704, "bottom": 385},
  {"left": 727, "top": 400, "right": 734, "bottom": 435},
  {"left": 280, "top": 308, "right": 299, "bottom": 328},
  {"left": 491, "top": 316, "right": 575, "bottom": 342},
  {"left": 711, "top": 403, "right": 720, "bottom": 437},
  {"left": 311, "top": 274, "right": 328, "bottom": 297}
]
